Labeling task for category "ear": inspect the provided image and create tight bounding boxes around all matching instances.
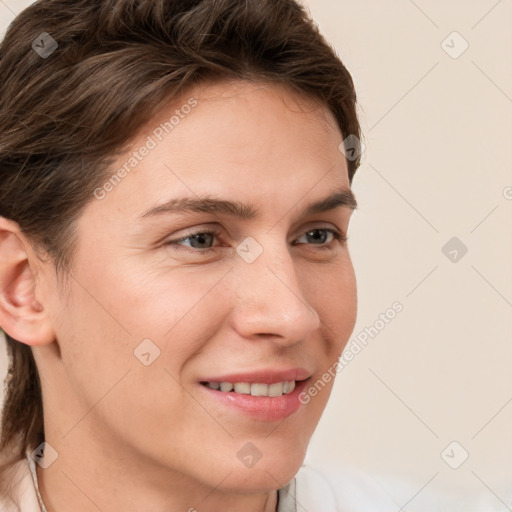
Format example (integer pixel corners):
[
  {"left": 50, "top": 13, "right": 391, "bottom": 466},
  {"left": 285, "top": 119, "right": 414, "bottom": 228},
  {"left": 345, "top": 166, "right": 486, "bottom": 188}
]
[{"left": 0, "top": 217, "right": 55, "bottom": 346}]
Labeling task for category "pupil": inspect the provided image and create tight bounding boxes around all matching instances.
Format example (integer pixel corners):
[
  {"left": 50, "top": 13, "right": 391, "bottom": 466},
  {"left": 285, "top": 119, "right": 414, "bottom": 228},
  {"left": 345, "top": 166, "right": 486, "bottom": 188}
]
[
  {"left": 309, "top": 230, "right": 326, "bottom": 244},
  {"left": 192, "top": 233, "right": 213, "bottom": 248}
]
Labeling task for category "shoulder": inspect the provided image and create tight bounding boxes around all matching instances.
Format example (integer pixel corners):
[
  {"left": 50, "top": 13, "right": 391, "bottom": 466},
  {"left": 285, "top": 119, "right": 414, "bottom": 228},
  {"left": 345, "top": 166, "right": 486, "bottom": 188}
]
[{"left": 0, "top": 456, "right": 42, "bottom": 512}]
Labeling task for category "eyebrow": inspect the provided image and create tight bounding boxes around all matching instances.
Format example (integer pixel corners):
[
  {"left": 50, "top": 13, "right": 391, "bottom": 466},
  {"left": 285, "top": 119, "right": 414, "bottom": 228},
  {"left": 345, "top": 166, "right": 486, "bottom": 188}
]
[{"left": 139, "top": 187, "right": 358, "bottom": 220}]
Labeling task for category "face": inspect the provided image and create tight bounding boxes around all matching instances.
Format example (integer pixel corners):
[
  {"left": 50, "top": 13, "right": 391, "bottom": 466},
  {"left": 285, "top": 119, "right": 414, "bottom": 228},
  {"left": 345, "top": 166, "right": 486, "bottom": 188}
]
[{"left": 37, "top": 80, "right": 357, "bottom": 494}]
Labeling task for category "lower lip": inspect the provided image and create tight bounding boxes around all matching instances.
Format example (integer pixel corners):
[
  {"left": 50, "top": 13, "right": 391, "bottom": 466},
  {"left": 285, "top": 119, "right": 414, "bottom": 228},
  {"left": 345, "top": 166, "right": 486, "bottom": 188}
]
[{"left": 199, "top": 380, "right": 309, "bottom": 422}]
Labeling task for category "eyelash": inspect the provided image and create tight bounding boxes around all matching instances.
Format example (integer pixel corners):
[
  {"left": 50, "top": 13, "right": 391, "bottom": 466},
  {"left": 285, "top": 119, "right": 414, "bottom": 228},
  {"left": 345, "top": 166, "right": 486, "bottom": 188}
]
[{"left": 165, "top": 227, "right": 347, "bottom": 254}]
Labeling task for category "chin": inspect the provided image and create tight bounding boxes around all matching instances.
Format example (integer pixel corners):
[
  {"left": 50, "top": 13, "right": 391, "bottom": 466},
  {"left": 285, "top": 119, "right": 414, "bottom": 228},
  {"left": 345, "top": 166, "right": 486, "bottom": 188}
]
[{"left": 219, "top": 449, "right": 307, "bottom": 494}]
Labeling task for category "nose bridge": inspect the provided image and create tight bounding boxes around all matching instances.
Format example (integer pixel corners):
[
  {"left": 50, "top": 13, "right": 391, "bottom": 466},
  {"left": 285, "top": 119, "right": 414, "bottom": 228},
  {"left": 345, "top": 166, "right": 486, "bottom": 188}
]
[{"left": 231, "top": 236, "right": 320, "bottom": 341}]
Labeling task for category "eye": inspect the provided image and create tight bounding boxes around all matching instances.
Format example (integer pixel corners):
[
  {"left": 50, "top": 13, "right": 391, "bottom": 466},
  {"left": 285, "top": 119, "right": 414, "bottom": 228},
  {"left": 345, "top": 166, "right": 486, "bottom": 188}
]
[
  {"left": 165, "top": 226, "right": 346, "bottom": 253},
  {"left": 168, "top": 229, "right": 220, "bottom": 251},
  {"left": 294, "top": 228, "right": 347, "bottom": 248}
]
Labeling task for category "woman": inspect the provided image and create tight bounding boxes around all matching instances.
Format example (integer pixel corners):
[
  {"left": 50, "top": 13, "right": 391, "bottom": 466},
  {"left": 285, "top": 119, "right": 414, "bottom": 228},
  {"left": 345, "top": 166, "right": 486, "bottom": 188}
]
[{"left": 0, "top": 0, "right": 366, "bottom": 510}]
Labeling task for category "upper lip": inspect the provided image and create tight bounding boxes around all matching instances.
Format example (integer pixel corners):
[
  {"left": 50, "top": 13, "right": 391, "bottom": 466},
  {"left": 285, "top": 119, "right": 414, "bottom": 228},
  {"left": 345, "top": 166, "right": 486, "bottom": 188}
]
[{"left": 199, "top": 368, "right": 312, "bottom": 385}]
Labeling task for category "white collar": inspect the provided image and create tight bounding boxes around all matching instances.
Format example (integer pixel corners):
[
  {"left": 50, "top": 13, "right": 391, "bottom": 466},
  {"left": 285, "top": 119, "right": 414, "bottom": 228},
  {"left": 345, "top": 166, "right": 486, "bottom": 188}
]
[{"left": 27, "top": 455, "right": 47, "bottom": 512}]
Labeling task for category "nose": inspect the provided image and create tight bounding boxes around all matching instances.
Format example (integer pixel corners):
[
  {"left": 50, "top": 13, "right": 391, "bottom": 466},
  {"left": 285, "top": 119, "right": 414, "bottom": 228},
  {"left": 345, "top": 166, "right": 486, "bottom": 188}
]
[{"left": 229, "top": 239, "right": 321, "bottom": 345}]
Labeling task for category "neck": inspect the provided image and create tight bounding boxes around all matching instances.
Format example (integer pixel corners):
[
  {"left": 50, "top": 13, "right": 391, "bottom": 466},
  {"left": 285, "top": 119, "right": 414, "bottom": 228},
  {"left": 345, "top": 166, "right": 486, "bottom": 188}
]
[
  {"left": 34, "top": 428, "right": 280, "bottom": 512},
  {"left": 36, "top": 461, "right": 279, "bottom": 512}
]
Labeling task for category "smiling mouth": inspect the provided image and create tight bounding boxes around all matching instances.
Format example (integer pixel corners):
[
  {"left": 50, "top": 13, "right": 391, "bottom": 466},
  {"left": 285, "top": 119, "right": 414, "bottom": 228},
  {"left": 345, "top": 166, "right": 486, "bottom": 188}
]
[{"left": 200, "top": 380, "right": 300, "bottom": 397}]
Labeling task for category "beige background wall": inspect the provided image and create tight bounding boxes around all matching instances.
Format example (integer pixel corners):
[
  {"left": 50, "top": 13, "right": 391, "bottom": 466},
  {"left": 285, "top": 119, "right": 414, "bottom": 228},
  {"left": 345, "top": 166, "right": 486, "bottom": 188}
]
[
  {"left": 1, "top": 0, "right": 511, "bottom": 509},
  {"left": 301, "top": 0, "right": 512, "bottom": 506}
]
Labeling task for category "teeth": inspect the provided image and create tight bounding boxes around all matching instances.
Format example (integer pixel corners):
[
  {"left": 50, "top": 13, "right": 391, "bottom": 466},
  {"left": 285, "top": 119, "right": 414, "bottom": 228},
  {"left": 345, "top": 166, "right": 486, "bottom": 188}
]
[
  {"left": 251, "top": 383, "right": 268, "bottom": 396},
  {"left": 205, "top": 380, "right": 296, "bottom": 397},
  {"left": 233, "top": 382, "right": 251, "bottom": 394},
  {"left": 220, "top": 382, "right": 233, "bottom": 392},
  {"left": 268, "top": 382, "right": 284, "bottom": 397}
]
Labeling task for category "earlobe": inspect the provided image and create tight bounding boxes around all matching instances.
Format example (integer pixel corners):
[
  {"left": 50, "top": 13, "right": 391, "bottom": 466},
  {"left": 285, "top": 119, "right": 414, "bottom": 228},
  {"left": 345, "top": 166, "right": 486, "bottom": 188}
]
[{"left": 0, "top": 217, "right": 55, "bottom": 346}]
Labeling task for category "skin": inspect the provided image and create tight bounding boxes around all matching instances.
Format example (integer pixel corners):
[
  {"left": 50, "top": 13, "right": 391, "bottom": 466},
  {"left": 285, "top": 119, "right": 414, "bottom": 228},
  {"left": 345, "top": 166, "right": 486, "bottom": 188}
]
[{"left": 0, "top": 80, "right": 357, "bottom": 512}]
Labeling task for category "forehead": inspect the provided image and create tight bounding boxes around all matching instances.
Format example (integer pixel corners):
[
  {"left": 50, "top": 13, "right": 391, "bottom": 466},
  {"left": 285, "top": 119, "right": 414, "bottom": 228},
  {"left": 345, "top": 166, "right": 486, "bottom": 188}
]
[
  {"left": 134, "top": 78, "right": 342, "bottom": 164},
  {"left": 83, "top": 80, "right": 349, "bottom": 225}
]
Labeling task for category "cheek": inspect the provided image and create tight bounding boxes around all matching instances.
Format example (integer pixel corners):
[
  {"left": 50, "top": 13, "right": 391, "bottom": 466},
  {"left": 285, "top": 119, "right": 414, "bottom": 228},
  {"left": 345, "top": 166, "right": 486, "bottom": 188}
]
[
  {"left": 51, "top": 270, "right": 201, "bottom": 452},
  {"left": 117, "top": 265, "right": 229, "bottom": 345},
  {"left": 87, "top": 262, "right": 236, "bottom": 394},
  {"left": 336, "top": 262, "right": 357, "bottom": 344},
  {"left": 54, "top": 283, "right": 135, "bottom": 398},
  {"left": 305, "top": 256, "right": 357, "bottom": 353}
]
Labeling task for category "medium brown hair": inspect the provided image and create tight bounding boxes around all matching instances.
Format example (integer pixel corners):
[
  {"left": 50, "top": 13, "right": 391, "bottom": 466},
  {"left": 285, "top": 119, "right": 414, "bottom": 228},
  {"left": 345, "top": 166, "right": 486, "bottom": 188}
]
[{"left": 0, "top": 0, "right": 361, "bottom": 490}]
